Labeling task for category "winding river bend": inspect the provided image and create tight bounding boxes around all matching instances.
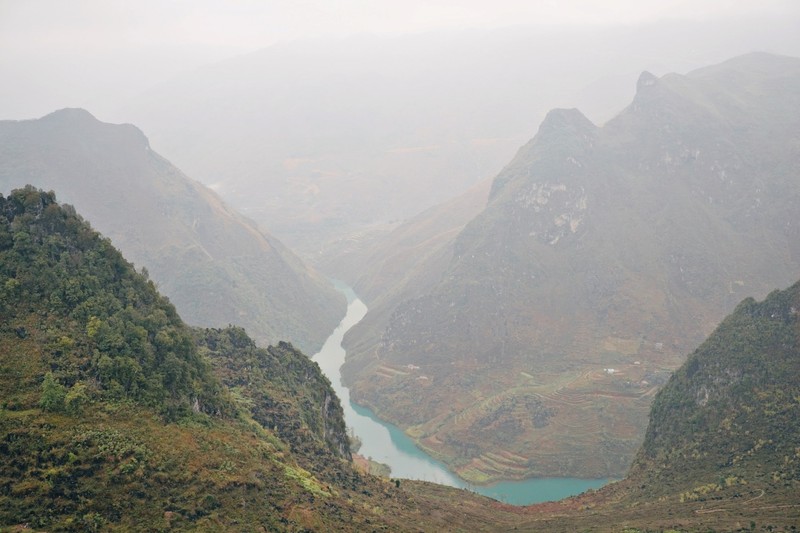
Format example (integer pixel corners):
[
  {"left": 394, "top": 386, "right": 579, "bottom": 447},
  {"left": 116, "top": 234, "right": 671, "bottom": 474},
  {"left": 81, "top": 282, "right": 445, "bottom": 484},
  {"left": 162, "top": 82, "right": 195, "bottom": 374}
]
[{"left": 312, "top": 285, "right": 609, "bottom": 506}]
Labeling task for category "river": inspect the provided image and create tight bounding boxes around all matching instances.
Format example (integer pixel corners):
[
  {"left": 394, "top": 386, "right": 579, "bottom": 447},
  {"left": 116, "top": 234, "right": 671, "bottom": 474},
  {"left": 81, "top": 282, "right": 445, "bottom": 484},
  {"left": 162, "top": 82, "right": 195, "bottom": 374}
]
[{"left": 311, "top": 285, "right": 610, "bottom": 506}]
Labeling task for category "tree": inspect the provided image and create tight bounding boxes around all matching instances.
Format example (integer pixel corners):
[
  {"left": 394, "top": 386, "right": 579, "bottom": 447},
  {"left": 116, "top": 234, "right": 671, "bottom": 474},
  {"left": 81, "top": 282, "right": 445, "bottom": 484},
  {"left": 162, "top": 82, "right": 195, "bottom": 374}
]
[
  {"left": 39, "top": 372, "right": 66, "bottom": 412},
  {"left": 65, "top": 382, "right": 90, "bottom": 414}
]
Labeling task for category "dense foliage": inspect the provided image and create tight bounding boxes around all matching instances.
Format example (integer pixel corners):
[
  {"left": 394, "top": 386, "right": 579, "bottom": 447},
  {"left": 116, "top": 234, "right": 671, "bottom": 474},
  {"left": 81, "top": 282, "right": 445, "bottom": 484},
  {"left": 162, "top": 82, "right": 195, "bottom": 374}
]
[
  {"left": 2, "top": 188, "right": 508, "bottom": 531},
  {"left": 197, "top": 327, "right": 354, "bottom": 484},
  {"left": 0, "top": 186, "right": 230, "bottom": 419}
]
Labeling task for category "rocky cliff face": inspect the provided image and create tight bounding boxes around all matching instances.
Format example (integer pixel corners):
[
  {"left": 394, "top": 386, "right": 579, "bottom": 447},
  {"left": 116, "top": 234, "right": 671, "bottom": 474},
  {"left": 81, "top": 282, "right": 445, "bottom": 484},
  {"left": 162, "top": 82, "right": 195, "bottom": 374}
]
[{"left": 342, "top": 52, "right": 800, "bottom": 482}]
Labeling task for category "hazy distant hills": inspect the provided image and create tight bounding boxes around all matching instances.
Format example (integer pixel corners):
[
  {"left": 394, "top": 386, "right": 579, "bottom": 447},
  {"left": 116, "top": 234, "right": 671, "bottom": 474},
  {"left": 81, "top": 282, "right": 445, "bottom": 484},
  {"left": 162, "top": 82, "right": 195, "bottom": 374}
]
[
  {"left": 334, "top": 177, "right": 492, "bottom": 365},
  {"left": 354, "top": 176, "right": 491, "bottom": 305},
  {"left": 341, "top": 52, "right": 800, "bottom": 483},
  {"left": 0, "top": 109, "right": 344, "bottom": 353},
  {"left": 112, "top": 22, "right": 800, "bottom": 257}
]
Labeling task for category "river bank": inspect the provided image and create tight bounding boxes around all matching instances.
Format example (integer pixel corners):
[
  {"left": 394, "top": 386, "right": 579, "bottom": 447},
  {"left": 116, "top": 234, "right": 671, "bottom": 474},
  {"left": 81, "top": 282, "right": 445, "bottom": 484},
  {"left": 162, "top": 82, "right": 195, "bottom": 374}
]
[{"left": 312, "top": 285, "right": 610, "bottom": 505}]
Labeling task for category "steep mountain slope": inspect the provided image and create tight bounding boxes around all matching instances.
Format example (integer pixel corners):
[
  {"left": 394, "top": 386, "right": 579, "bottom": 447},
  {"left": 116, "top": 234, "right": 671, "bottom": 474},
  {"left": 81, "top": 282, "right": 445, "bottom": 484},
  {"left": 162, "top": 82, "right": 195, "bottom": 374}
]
[
  {"left": 335, "top": 177, "right": 492, "bottom": 369},
  {"left": 0, "top": 109, "right": 344, "bottom": 353},
  {"left": 515, "top": 281, "right": 800, "bottom": 531},
  {"left": 1, "top": 186, "right": 797, "bottom": 531},
  {"left": 628, "top": 282, "right": 800, "bottom": 496},
  {"left": 0, "top": 186, "right": 530, "bottom": 531},
  {"left": 197, "top": 328, "right": 352, "bottom": 474},
  {"left": 342, "top": 52, "right": 800, "bottom": 483}
]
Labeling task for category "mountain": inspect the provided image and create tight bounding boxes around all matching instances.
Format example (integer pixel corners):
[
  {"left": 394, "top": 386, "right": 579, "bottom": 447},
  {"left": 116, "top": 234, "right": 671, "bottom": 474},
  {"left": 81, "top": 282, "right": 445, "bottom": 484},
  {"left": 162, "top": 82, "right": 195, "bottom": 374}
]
[
  {"left": 0, "top": 186, "right": 529, "bottom": 531},
  {"left": 1, "top": 185, "right": 797, "bottom": 533},
  {"left": 628, "top": 282, "right": 800, "bottom": 497},
  {"left": 341, "top": 52, "right": 800, "bottom": 483},
  {"left": 112, "top": 21, "right": 800, "bottom": 257},
  {"left": 0, "top": 109, "right": 345, "bottom": 353},
  {"left": 518, "top": 280, "right": 800, "bottom": 531}
]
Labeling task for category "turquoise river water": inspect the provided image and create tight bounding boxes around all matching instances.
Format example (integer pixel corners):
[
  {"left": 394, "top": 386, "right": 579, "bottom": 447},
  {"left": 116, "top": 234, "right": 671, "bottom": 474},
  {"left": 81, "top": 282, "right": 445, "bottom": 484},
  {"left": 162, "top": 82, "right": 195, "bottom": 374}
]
[{"left": 311, "top": 286, "right": 610, "bottom": 506}]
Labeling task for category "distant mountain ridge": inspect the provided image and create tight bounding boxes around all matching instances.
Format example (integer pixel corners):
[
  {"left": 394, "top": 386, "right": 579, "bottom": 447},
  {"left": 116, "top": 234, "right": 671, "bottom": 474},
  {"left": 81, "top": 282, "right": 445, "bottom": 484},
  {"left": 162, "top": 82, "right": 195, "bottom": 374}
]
[
  {"left": 342, "top": 52, "right": 800, "bottom": 483},
  {"left": 113, "top": 21, "right": 800, "bottom": 258},
  {"left": 0, "top": 109, "right": 345, "bottom": 353}
]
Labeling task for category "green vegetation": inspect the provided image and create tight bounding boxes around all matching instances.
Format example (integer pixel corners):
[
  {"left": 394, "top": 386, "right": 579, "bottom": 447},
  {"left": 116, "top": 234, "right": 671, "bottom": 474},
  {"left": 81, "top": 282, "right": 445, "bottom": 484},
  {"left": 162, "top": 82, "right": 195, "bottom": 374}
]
[
  {"left": 0, "top": 186, "right": 529, "bottom": 531},
  {"left": 196, "top": 326, "right": 353, "bottom": 483},
  {"left": 0, "top": 186, "right": 230, "bottom": 419},
  {"left": 39, "top": 372, "right": 66, "bottom": 412},
  {"left": 629, "top": 282, "right": 800, "bottom": 496}
]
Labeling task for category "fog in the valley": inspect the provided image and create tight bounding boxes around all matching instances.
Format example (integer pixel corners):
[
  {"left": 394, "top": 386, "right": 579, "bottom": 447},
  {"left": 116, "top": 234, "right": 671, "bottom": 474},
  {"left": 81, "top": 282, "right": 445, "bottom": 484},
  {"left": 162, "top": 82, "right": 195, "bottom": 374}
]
[{"left": 2, "top": 0, "right": 800, "bottom": 254}]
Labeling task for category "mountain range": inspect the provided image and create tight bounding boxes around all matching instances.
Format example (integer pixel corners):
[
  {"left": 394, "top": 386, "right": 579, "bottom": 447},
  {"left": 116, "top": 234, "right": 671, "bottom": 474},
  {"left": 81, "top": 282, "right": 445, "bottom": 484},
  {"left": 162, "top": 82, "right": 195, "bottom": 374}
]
[
  {"left": 111, "top": 22, "right": 800, "bottom": 258},
  {"left": 0, "top": 109, "right": 344, "bottom": 353},
  {"left": 341, "top": 52, "right": 800, "bottom": 483},
  {"left": 1, "top": 186, "right": 798, "bottom": 530}
]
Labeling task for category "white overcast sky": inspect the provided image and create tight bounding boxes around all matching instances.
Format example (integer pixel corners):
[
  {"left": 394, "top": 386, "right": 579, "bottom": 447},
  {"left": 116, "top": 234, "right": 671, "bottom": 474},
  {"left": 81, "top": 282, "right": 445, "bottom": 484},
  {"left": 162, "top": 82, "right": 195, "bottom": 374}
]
[
  {"left": 2, "top": 0, "right": 798, "bottom": 50},
  {"left": 1, "top": 0, "right": 799, "bottom": 119}
]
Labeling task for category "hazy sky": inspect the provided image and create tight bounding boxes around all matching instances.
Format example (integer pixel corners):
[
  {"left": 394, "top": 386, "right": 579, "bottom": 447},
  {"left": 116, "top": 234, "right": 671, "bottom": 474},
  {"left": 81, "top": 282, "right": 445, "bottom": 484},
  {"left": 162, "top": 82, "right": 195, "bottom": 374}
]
[
  {"left": 1, "top": 0, "right": 799, "bottom": 119},
  {"left": 2, "top": 0, "right": 798, "bottom": 50}
]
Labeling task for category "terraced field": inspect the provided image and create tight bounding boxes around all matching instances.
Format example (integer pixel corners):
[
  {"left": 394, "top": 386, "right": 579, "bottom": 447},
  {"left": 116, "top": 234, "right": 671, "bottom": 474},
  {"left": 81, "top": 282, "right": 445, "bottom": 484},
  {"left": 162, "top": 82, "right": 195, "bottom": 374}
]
[
  {"left": 347, "top": 320, "right": 679, "bottom": 485},
  {"left": 356, "top": 355, "right": 667, "bottom": 484}
]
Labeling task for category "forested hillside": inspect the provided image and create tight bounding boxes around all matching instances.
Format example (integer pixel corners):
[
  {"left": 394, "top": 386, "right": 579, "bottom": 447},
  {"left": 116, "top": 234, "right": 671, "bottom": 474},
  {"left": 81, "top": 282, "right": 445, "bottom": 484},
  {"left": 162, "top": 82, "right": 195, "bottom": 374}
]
[{"left": 0, "top": 186, "right": 526, "bottom": 531}]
